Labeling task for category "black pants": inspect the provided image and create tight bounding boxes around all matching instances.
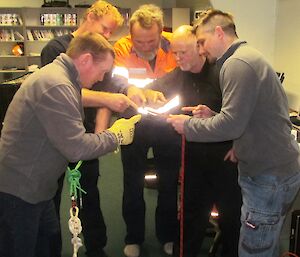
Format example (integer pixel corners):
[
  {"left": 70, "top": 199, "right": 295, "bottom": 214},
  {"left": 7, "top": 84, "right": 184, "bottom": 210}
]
[
  {"left": 53, "top": 159, "right": 107, "bottom": 257},
  {"left": 180, "top": 141, "right": 242, "bottom": 257},
  {"left": 121, "top": 117, "right": 181, "bottom": 245}
]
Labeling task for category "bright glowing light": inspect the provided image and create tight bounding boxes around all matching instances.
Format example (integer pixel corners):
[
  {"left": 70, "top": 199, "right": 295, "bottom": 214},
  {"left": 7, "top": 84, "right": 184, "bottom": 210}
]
[
  {"left": 211, "top": 211, "right": 219, "bottom": 217},
  {"left": 137, "top": 107, "right": 148, "bottom": 115},
  {"left": 128, "top": 78, "right": 154, "bottom": 88},
  {"left": 112, "top": 66, "right": 129, "bottom": 78},
  {"left": 145, "top": 174, "right": 157, "bottom": 180},
  {"left": 111, "top": 67, "right": 153, "bottom": 88},
  {"left": 138, "top": 95, "right": 180, "bottom": 116}
]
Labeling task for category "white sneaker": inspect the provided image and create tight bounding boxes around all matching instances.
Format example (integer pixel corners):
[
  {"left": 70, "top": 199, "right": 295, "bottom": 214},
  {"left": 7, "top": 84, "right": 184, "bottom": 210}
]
[
  {"left": 124, "top": 244, "right": 140, "bottom": 257},
  {"left": 163, "top": 242, "right": 173, "bottom": 255}
]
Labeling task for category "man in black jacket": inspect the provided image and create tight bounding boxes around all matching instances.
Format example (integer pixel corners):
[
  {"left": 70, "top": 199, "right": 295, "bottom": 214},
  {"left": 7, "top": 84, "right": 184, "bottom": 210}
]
[
  {"left": 41, "top": 2, "right": 141, "bottom": 257},
  {"left": 148, "top": 25, "right": 242, "bottom": 257}
]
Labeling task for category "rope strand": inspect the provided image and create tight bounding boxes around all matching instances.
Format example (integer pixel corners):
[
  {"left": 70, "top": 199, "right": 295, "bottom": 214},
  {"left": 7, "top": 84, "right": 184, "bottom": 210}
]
[
  {"left": 67, "top": 160, "right": 87, "bottom": 201},
  {"left": 179, "top": 135, "right": 186, "bottom": 257}
]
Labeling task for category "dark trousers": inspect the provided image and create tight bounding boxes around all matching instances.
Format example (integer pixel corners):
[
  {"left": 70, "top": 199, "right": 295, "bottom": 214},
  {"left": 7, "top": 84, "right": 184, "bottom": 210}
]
[
  {"left": 181, "top": 142, "right": 242, "bottom": 257},
  {"left": 0, "top": 192, "right": 60, "bottom": 257},
  {"left": 121, "top": 117, "right": 181, "bottom": 245},
  {"left": 54, "top": 159, "right": 107, "bottom": 257}
]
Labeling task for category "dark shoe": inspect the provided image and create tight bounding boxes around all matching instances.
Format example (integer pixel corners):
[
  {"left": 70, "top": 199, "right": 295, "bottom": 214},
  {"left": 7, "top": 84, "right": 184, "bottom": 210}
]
[{"left": 86, "top": 249, "right": 108, "bottom": 257}]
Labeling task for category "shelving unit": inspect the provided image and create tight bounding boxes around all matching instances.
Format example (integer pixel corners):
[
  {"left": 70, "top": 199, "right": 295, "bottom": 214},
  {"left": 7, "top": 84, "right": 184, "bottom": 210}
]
[
  {"left": 0, "top": 6, "right": 131, "bottom": 82},
  {"left": 0, "top": 7, "right": 81, "bottom": 80}
]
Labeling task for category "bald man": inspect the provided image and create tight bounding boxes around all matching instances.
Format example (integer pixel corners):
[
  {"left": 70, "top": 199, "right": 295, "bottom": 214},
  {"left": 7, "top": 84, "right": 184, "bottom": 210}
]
[{"left": 148, "top": 25, "right": 241, "bottom": 257}]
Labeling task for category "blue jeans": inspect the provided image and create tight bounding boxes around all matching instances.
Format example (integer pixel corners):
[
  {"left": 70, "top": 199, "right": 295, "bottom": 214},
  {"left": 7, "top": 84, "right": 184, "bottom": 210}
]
[
  {"left": 238, "top": 171, "right": 300, "bottom": 257},
  {"left": 0, "top": 192, "right": 60, "bottom": 257}
]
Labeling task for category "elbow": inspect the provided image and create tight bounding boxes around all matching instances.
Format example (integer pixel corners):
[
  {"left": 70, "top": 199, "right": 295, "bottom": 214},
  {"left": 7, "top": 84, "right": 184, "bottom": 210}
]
[{"left": 64, "top": 151, "right": 82, "bottom": 163}]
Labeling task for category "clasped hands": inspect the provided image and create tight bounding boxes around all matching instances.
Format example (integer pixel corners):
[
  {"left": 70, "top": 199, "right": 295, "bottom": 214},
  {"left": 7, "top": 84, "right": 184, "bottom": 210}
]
[
  {"left": 166, "top": 104, "right": 215, "bottom": 134},
  {"left": 166, "top": 105, "right": 238, "bottom": 163}
]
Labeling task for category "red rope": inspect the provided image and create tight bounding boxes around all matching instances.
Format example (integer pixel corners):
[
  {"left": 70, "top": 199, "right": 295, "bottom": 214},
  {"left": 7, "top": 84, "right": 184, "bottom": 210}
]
[
  {"left": 281, "top": 252, "right": 299, "bottom": 257},
  {"left": 179, "top": 135, "right": 186, "bottom": 257}
]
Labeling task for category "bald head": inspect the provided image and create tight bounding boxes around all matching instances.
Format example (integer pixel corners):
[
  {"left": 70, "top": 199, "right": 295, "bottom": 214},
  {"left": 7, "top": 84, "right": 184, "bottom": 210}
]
[
  {"left": 172, "top": 25, "right": 194, "bottom": 41},
  {"left": 171, "top": 25, "right": 206, "bottom": 73}
]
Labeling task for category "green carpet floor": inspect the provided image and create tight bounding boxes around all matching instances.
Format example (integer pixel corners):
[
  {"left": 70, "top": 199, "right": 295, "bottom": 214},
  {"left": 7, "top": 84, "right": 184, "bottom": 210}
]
[
  {"left": 60, "top": 152, "right": 188, "bottom": 257},
  {"left": 59, "top": 151, "right": 298, "bottom": 257}
]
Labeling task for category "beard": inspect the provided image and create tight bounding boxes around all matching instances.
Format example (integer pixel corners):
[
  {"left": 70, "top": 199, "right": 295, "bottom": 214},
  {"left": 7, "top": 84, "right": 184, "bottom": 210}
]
[{"left": 133, "top": 43, "right": 160, "bottom": 61}]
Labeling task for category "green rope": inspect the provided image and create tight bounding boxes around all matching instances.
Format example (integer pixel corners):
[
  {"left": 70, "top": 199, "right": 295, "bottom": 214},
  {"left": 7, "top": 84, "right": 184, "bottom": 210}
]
[{"left": 66, "top": 160, "right": 87, "bottom": 201}]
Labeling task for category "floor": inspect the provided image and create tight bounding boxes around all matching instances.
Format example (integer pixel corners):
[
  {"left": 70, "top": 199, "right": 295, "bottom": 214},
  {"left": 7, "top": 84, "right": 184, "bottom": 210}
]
[{"left": 59, "top": 151, "right": 299, "bottom": 257}]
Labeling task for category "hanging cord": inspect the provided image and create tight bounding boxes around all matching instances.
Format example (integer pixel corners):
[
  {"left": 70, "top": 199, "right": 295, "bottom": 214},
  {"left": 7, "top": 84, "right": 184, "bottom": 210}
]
[
  {"left": 281, "top": 253, "right": 299, "bottom": 257},
  {"left": 67, "top": 160, "right": 87, "bottom": 208},
  {"left": 66, "top": 160, "right": 87, "bottom": 257},
  {"left": 179, "top": 135, "right": 186, "bottom": 257}
]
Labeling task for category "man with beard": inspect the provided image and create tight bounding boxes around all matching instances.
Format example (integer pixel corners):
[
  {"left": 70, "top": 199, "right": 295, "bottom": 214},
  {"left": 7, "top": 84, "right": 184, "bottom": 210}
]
[{"left": 113, "top": 4, "right": 178, "bottom": 257}]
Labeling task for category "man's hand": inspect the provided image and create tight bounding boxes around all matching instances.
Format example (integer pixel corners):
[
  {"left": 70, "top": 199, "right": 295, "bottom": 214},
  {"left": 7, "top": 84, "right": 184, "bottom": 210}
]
[
  {"left": 143, "top": 89, "right": 167, "bottom": 106},
  {"left": 107, "top": 114, "right": 142, "bottom": 145},
  {"left": 127, "top": 86, "right": 146, "bottom": 107},
  {"left": 82, "top": 89, "right": 137, "bottom": 112},
  {"left": 167, "top": 114, "right": 191, "bottom": 135},
  {"left": 106, "top": 93, "right": 138, "bottom": 113},
  {"left": 182, "top": 105, "right": 216, "bottom": 118},
  {"left": 224, "top": 148, "right": 238, "bottom": 163}
]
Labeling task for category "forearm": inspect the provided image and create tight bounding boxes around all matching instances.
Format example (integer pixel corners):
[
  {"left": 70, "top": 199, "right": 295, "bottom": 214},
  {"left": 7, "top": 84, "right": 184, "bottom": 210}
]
[
  {"left": 94, "top": 108, "right": 112, "bottom": 133},
  {"left": 81, "top": 88, "right": 112, "bottom": 107}
]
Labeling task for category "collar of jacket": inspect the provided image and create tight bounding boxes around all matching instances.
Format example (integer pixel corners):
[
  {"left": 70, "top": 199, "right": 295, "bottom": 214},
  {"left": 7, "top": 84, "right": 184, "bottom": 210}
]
[{"left": 216, "top": 39, "right": 247, "bottom": 69}]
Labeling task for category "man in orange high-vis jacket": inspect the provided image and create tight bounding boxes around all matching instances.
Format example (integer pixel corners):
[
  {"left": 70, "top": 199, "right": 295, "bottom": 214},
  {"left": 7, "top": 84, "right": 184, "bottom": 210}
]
[
  {"left": 114, "top": 30, "right": 176, "bottom": 79},
  {"left": 113, "top": 4, "right": 180, "bottom": 257}
]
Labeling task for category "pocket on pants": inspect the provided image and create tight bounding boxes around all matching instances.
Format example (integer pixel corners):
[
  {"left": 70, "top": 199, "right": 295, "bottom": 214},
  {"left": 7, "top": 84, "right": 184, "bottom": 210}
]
[{"left": 241, "top": 210, "right": 279, "bottom": 254}]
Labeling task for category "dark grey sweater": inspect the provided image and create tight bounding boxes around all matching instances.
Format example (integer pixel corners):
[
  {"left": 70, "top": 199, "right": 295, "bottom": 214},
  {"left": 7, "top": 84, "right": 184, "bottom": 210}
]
[
  {"left": 0, "top": 54, "right": 117, "bottom": 203},
  {"left": 185, "top": 40, "right": 300, "bottom": 177}
]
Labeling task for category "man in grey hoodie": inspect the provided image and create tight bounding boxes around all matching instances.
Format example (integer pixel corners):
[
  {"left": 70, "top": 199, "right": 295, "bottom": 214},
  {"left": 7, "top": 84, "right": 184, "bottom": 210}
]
[
  {"left": 167, "top": 9, "right": 300, "bottom": 257},
  {"left": 0, "top": 32, "right": 140, "bottom": 257}
]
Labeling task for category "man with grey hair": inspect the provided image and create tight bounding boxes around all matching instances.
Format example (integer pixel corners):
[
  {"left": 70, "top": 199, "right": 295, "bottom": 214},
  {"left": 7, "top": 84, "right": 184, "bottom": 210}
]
[
  {"left": 114, "top": 4, "right": 178, "bottom": 257},
  {"left": 167, "top": 9, "right": 300, "bottom": 257}
]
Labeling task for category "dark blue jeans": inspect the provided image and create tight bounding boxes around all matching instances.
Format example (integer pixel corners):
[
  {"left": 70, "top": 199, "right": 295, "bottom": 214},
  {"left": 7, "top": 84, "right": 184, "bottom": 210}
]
[
  {"left": 239, "top": 171, "right": 300, "bottom": 257},
  {"left": 0, "top": 192, "right": 60, "bottom": 257}
]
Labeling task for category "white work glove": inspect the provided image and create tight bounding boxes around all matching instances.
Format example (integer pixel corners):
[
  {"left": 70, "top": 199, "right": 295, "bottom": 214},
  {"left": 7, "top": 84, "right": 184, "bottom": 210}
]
[{"left": 107, "top": 114, "right": 141, "bottom": 145}]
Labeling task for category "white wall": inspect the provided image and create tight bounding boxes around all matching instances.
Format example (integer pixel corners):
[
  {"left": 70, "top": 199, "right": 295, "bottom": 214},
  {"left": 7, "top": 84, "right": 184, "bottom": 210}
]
[
  {"left": 199, "top": 0, "right": 300, "bottom": 110},
  {"left": 210, "top": 0, "right": 277, "bottom": 64},
  {"left": 274, "top": 0, "right": 300, "bottom": 110}
]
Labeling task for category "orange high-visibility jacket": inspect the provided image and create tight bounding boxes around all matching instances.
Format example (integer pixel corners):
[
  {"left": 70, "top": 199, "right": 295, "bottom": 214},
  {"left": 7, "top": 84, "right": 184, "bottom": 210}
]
[{"left": 114, "top": 31, "right": 177, "bottom": 79}]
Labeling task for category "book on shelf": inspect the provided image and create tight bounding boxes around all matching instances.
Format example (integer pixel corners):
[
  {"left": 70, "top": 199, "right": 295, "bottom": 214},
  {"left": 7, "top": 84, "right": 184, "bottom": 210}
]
[
  {"left": 0, "top": 29, "right": 24, "bottom": 41},
  {"left": 0, "top": 14, "right": 23, "bottom": 26},
  {"left": 26, "top": 29, "right": 34, "bottom": 41},
  {"left": 14, "top": 31, "right": 24, "bottom": 41}
]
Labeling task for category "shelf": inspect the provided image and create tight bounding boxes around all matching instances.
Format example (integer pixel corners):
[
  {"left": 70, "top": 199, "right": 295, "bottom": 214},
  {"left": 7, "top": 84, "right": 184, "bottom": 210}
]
[
  {"left": 0, "top": 40, "right": 24, "bottom": 42},
  {"left": 26, "top": 39, "right": 50, "bottom": 42},
  {"left": 0, "top": 70, "right": 26, "bottom": 73},
  {"left": 27, "top": 54, "right": 41, "bottom": 57},
  {"left": 26, "top": 25, "right": 77, "bottom": 29},
  {"left": 0, "top": 25, "right": 23, "bottom": 28},
  {"left": 0, "top": 55, "right": 26, "bottom": 58}
]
